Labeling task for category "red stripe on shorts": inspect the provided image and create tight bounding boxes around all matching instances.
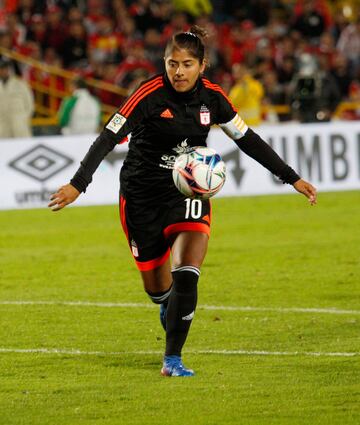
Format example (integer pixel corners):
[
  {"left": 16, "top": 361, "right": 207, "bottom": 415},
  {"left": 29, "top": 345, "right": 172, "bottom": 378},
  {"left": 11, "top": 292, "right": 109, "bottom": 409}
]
[
  {"left": 163, "top": 222, "right": 210, "bottom": 239},
  {"left": 119, "top": 195, "right": 129, "bottom": 239},
  {"left": 135, "top": 248, "right": 171, "bottom": 271}
]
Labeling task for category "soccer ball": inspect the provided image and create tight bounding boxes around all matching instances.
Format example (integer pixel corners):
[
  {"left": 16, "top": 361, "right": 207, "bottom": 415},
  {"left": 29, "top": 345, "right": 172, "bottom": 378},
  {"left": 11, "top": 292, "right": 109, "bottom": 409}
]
[{"left": 172, "top": 147, "right": 226, "bottom": 199}]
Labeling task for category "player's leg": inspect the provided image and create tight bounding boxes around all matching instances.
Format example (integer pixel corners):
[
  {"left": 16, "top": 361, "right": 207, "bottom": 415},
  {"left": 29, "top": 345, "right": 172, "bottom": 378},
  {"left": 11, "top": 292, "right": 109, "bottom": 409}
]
[
  {"left": 159, "top": 197, "right": 211, "bottom": 376},
  {"left": 140, "top": 260, "right": 173, "bottom": 321},
  {"left": 168, "top": 231, "right": 208, "bottom": 350},
  {"left": 161, "top": 231, "right": 208, "bottom": 377},
  {"left": 119, "top": 195, "right": 173, "bottom": 320},
  {"left": 120, "top": 195, "right": 209, "bottom": 376}
]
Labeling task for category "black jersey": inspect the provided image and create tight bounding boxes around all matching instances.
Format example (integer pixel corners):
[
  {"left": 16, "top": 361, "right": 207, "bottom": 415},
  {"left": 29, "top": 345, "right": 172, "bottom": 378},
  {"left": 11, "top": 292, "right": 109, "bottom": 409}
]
[
  {"left": 70, "top": 73, "right": 300, "bottom": 203},
  {"left": 70, "top": 73, "right": 237, "bottom": 205}
]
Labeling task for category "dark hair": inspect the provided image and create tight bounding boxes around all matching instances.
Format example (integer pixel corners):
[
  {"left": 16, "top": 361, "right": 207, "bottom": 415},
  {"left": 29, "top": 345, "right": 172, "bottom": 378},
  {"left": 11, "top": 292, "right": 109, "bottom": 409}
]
[
  {"left": 73, "top": 77, "right": 88, "bottom": 89},
  {"left": 164, "top": 25, "right": 208, "bottom": 63},
  {"left": 0, "top": 55, "right": 11, "bottom": 68}
]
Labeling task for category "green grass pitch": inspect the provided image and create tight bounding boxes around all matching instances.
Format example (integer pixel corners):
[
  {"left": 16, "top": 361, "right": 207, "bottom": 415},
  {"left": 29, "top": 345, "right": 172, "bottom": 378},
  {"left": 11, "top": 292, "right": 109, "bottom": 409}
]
[{"left": 0, "top": 191, "right": 359, "bottom": 424}]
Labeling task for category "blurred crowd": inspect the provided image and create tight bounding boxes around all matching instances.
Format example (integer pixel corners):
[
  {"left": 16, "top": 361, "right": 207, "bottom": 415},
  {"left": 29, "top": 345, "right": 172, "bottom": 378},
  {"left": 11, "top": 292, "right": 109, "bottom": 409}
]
[{"left": 1, "top": 0, "right": 360, "bottom": 124}]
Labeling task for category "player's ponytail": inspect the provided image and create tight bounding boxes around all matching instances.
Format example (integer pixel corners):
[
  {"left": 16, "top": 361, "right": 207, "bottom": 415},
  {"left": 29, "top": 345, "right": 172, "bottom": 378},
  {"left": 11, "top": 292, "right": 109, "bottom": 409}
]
[{"left": 165, "top": 25, "right": 208, "bottom": 64}]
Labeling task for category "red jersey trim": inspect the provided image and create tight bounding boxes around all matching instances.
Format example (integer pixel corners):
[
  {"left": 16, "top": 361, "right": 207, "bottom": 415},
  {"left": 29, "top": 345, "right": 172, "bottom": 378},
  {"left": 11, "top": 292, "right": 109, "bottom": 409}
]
[
  {"left": 202, "top": 78, "right": 237, "bottom": 112},
  {"left": 120, "top": 76, "right": 162, "bottom": 115},
  {"left": 135, "top": 248, "right": 171, "bottom": 271},
  {"left": 120, "top": 76, "right": 163, "bottom": 117},
  {"left": 163, "top": 222, "right": 210, "bottom": 239},
  {"left": 121, "top": 81, "right": 163, "bottom": 118}
]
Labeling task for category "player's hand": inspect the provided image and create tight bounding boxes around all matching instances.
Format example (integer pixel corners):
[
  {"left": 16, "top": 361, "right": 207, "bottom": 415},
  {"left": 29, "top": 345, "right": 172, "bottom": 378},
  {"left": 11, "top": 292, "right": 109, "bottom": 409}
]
[
  {"left": 293, "top": 179, "right": 317, "bottom": 205},
  {"left": 48, "top": 184, "right": 80, "bottom": 211}
]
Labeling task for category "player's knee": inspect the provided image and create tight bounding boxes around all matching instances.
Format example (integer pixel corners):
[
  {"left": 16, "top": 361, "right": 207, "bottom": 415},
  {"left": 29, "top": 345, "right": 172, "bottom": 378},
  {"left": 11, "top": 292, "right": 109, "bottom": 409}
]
[{"left": 172, "top": 266, "right": 200, "bottom": 294}]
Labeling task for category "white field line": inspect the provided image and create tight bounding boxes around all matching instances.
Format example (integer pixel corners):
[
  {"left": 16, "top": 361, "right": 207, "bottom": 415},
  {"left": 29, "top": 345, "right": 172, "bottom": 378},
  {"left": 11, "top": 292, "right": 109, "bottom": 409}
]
[
  {"left": 0, "top": 347, "right": 358, "bottom": 357},
  {"left": 0, "top": 300, "right": 359, "bottom": 315}
]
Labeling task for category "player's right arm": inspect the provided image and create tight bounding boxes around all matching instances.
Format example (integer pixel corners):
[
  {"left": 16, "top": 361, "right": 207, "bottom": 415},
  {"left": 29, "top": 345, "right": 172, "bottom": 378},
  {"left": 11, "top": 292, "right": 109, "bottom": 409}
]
[
  {"left": 48, "top": 120, "right": 129, "bottom": 211},
  {"left": 48, "top": 76, "right": 162, "bottom": 212},
  {"left": 48, "top": 183, "right": 80, "bottom": 211}
]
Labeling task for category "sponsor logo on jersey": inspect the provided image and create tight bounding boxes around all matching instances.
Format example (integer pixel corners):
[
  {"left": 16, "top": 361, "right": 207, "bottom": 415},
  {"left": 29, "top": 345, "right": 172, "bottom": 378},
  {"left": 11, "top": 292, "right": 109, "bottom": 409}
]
[
  {"left": 173, "top": 139, "right": 190, "bottom": 154},
  {"left": 200, "top": 105, "right": 210, "bottom": 125},
  {"left": 106, "top": 113, "right": 126, "bottom": 134},
  {"left": 159, "top": 139, "right": 193, "bottom": 169},
  {"left": 160, "top": 108, "right": 174, "bottom": 119}
]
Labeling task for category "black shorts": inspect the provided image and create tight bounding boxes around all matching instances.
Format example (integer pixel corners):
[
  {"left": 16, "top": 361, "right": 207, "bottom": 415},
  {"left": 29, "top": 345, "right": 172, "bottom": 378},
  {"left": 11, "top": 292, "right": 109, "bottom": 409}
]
[{"left": 119, "top": 195, "right": 211, "bottom": 271}]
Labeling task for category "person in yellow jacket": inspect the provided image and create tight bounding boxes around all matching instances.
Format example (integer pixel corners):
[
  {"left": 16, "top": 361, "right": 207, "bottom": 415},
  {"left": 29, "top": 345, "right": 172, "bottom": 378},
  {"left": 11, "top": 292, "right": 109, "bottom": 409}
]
[
  {"left": 229, "top": 62, "right": 264, "bottom": 127},
  {"left": 171, "top": 0, "right": 212, "bottom": 17}
]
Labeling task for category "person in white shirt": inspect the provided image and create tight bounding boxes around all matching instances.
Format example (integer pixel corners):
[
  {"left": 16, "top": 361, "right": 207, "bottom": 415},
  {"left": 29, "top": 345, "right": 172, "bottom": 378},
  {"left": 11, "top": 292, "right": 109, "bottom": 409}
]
[
  {"left": 0, "top": 57, "right": 34, "bottom": 138},
  {"left": 58, "top": 78, "right": 101, "bottom": 135}
]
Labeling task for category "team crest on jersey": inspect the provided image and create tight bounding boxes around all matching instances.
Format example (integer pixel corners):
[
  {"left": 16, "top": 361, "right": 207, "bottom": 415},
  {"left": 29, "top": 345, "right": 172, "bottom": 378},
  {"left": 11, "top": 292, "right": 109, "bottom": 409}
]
[
  {"left": 106, "top": 113, "right": 126, "bottom": 134},
  {"left": 200, "top": 105, "right": 210, "bottom": 126}
]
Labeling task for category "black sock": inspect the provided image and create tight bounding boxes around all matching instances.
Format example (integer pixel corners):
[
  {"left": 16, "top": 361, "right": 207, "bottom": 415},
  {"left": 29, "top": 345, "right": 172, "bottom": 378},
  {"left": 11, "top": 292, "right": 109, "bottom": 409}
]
[
  {"left": 165, "top": 266, "right": 200, "bottom": 357},
  {"left": 146, "top": 286, "right": 172, "bottom": 305}
]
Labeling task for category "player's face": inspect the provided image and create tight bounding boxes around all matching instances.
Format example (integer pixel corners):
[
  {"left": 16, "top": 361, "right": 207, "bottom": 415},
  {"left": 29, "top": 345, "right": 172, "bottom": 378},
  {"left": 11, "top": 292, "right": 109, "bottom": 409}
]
[{"left": 165, "top": 48, "right": 205, "bottom": 92}]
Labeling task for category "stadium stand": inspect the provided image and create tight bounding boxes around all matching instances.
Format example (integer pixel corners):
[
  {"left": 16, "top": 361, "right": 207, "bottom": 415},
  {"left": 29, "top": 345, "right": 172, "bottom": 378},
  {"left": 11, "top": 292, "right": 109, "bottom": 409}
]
[{"left": 0, "top": 0, "right": 359, "bottom": 135}]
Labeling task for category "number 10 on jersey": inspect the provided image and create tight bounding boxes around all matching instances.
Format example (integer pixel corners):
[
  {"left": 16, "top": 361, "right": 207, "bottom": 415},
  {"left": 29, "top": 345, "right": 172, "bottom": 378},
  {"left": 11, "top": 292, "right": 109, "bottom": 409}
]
[{"left": 185, "top": 198, "right": 202, "bottom": 219}]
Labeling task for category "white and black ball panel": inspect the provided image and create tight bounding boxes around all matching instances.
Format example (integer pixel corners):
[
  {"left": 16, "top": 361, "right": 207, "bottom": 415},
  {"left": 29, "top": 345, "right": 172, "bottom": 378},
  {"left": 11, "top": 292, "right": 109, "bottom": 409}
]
[{"left": 172, "top": 147, "right": 226, "bottom": 199}]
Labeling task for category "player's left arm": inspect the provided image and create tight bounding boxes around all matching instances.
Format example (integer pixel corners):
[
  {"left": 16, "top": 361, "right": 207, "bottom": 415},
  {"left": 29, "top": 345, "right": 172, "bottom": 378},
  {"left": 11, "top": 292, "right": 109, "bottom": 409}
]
[
  {"left": 235, "top": 127, "right": 317, "bottom": 205},
  {"left": 214, "top": 91, "right": 317, "bottom": 205}
]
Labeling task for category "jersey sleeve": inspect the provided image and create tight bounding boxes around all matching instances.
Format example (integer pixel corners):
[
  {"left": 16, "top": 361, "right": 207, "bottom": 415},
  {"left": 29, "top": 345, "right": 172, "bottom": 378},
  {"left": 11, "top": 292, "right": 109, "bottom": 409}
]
[
  {"left": 202, "top": 79, "right": 249, "bottom": 140},
  {"left": 103, "top": 74, "right": 164, "bottom": 142},
  {"left": 235, "top": 128, "right": 301, "bottom": 184},
  {"left": 202, "top": 80, "right": 299, "bottom": 184},
  {"left": 70, "top": 78, "right": 162, "bottom": 193},
  {"left": 215, "top": 89, "right": 249, "bottom": 140}
]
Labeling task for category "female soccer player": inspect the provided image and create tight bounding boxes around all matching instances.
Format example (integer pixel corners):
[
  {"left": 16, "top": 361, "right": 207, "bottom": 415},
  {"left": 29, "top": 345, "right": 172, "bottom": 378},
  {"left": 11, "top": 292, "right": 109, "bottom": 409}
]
[{"left": 49, "top": 26, "right": 317, "bottom": 377}]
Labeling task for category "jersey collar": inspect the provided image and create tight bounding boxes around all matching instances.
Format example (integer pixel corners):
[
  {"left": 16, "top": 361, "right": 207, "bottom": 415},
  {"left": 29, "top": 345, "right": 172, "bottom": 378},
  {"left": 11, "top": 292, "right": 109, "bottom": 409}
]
[
  {"left": 163, "top": 72, "right": 203, "bottom": 102},
  {"left": 163, "top": 73, "right": 211, "bottom": 106}
]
